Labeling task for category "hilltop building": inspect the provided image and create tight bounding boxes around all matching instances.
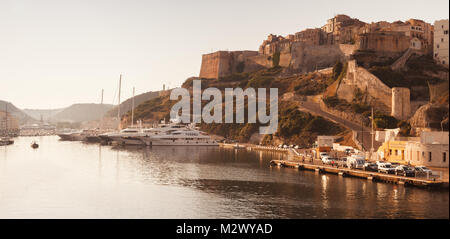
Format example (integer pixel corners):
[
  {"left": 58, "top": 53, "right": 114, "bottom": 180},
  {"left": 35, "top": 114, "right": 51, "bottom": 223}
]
[
  {"left": 199, "top": 14, "right": 436, "bottom": 79},
  {"left": 434, "top": 19, "right": 449, "bottom": 66}
]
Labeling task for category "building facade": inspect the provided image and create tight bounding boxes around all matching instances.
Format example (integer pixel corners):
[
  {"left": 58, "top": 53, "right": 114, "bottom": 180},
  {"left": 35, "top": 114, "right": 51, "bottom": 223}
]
[
  {"left": 405, "top": 131, "right": 449, "bottom": 168},
  {"left": 434, "top": 19, "right": 449, "bottom": 66},
  {"left": 378, "top": 131, "right": 449, "bottom": 168}
]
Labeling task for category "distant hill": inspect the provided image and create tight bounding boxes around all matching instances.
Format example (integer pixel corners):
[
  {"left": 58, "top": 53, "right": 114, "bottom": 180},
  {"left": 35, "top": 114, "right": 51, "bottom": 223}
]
[
  {"left": 105, "top": 91, "right": 160, "bottom": 117},
  {"left": 22, "top": 108, "right": 64, "bottom": 121},
  {"left": 0, "top": 100, "right": 36, "bottom": 124},
  {"left": 50, "top": 103, "right": 114, "bottom": 123}
]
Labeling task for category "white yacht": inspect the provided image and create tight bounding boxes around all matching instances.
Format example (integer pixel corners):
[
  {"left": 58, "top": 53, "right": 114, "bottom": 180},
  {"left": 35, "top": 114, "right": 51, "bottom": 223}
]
[
  {"left": 139, "top": 124, "right": 218, "bottom": 146},
  {"left": 105, "top": 127, "right": 149, "bottom": 145}
]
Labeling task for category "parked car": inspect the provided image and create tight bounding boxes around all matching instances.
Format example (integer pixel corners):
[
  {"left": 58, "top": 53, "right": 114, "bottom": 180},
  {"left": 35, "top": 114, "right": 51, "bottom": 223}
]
[
  {"left": 346, "top": 155, "right": 366, "bottom": 169},
  {"left": 414, "top": 166, "right": 433, "bottom": 176},
  {"left": 378, "top": 163, "right": 395, "bottom": 174},
  {"left": 395, "top": 165, "right": 415, "bottom": 177},
  {"left": 363, "top": 162, "right": 378, "bottom": 172},
  {"left": 328, "top": 157, "right": 339, "bottom": 166},
  {"left": 283, "top": 145, "right": 288, "bottom": 149},
  {"left": 321, "top": 156, "right": 331, "bottom": 164},
  {"left": 319, "top": 152, "right": 329, "bottom": 160},
  {"left": 294, "top": 145, "right": 299, "bottom": 149},
  {"left": 337, "top": 157, "right": 347, "bottom": 167}
]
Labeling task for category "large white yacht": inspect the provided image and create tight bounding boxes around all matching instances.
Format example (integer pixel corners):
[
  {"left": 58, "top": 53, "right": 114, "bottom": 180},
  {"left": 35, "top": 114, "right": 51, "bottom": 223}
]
[
  {"left": 139, "top": 123, "right": 218, "bottom": 146},
  {"left": 105, "top": 127, "right": 150, "bottom": 145}
]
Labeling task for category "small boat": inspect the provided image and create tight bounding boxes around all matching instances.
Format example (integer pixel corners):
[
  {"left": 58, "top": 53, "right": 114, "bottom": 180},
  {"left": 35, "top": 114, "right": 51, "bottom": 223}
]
[
  {"left": 31, "top": 141, "right": 39, "bottom": 148},
  {"left": 0, "top": 137, "right": 14, "bottom": 146}
]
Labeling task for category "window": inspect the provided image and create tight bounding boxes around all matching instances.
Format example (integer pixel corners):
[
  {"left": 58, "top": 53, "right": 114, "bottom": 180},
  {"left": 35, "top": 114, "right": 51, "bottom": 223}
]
[
  {"left": 395, "top": 149, "right": 398, "bottom": 156},
  {"left": 442, "top": 38, "right": 444, "bottom": 42},
  {"left": 390, "top": 149, "right": 392, "bottom": 155},
  {"left": 437, "top": 44, "right": 440, "bottom": 48},
  {"left": 445, "top": 30, "right": 449, "bottom": 35},
  {"left": 443, "top": 152, "right": 447, "bottom": 163},
  {"left": 428, "top": 152, "right": 432, "bottom": 162}
]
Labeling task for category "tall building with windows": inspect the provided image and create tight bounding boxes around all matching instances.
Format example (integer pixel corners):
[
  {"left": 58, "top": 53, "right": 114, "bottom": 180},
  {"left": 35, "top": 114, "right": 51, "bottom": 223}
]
[{"left": 434, "top": 19, "right": 449, "bottom": 66}]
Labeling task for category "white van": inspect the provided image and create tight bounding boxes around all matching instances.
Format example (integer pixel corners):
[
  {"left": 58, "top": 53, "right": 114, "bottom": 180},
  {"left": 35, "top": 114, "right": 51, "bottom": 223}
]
[{"left": 346, "top": 155, "right": 366, "bottom": 169}]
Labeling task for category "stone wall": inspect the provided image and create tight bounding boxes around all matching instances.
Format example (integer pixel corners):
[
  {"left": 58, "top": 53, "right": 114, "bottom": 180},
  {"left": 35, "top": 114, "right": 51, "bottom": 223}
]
[
  {"left": 199, "top": 51, "right": 261, "bottom": 79},
  {"left": 335, "top": 60, "right": 392, "bottom": 113},
  {"left": 358, "top": 32, "right": 410, "bottom": 55},
  {"left": 289, "top": 43, "right": 356, "bottom": 73}
]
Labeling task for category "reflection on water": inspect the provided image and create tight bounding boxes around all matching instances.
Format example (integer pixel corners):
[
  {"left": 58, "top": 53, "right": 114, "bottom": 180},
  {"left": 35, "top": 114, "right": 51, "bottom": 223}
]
[{"left": 0, "top": 136, "right": 448, "bottom": 219}]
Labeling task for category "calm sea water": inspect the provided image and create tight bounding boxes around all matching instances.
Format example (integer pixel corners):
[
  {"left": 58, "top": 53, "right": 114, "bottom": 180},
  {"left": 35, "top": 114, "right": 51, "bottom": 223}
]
[{"left": 0, "top": 136, "right": 448, "bottom": 219}]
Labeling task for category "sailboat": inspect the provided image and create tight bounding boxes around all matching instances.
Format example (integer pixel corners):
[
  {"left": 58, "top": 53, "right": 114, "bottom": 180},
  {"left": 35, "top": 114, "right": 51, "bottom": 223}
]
[{"left": 0, "top": 103, "right": 14, "bottom": 146}]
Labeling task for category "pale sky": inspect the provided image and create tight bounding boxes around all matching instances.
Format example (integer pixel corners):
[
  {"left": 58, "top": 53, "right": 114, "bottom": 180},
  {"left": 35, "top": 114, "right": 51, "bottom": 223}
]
[{"left": 1, "top": 0, "right": 448, "bottom": 109}]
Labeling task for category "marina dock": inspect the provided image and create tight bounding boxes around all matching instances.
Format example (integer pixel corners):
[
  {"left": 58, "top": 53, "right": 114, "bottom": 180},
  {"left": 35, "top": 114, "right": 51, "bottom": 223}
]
[{"left": 270, "top": 159, "right": 449, "bottom": 189}]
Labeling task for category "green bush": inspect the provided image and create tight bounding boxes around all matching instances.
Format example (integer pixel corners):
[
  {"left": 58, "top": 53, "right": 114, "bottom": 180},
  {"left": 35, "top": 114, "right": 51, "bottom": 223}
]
[
  {"left": 373, "top": 114, "right": 399, "bottom": 129},
  {"left": 272, "top": 51, "right": 280, "bottom": 67},
  {"left": 247, "top": 76, "right": 273, "bottom": 88}
]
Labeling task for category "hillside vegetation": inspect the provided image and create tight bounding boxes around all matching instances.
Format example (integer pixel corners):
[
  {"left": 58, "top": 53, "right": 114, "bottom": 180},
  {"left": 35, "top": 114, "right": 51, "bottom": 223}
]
[{"left": 127, "top": 66, "right": 346, "bottom": 145}]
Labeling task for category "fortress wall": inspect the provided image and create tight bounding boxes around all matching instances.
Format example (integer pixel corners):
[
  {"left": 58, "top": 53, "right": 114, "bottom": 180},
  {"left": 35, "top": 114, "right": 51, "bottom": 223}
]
[
  {"left": 359, "top": 32, "right": 410, "bottom": 55},
  {"left": 290, "top": 43, "right": 355, "bottom": 73},
  {"left": 199, "top": 52, "right": 222, "bottom": 79},
  {"left": 336, "top": 60, "right": 392, "bottom": 111},
  {"left": 199, "top": 51, "right": 262, "bottom": 79}
]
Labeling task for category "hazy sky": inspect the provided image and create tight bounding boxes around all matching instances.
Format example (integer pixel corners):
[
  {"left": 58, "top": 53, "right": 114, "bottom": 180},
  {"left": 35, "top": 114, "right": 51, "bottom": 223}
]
[{"left": 1, "top": 0, "right": 448, "bottom": 109}]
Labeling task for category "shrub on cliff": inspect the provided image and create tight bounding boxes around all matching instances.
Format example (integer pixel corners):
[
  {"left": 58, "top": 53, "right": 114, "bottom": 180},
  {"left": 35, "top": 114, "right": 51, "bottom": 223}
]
[
  {"left": 272, "top": 51, "right": 280, "bottom": 67},
  {"left": 247, "top": 76, "right": 273, "bottom": 88},
  {"left": 332, "top": 61, "right": 343, "bottom": 81},
  {"left": 372, "top": 114, "right": 398, "bottom": 129}
]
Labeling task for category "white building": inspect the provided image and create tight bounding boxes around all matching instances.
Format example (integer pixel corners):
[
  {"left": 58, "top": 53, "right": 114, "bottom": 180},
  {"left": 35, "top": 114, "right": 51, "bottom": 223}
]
[
  {"left": 434, "top": 19, "right": 449, "bottom": 66},
  {"left": 405, "top": 131, "right": 449, "bottom": 168}
]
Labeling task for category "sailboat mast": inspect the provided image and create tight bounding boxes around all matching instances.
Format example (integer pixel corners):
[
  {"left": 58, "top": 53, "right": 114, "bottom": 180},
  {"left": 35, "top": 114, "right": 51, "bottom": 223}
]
[
  {"left": 131, "top": 87, "right": 135, "bottom": 127},
  {"left": 117, "top": 74, "right": 122, "bottom": 130}
]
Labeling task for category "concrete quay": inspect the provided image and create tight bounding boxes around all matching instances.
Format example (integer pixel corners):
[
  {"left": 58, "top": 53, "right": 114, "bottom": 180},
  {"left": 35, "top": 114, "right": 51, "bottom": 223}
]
[{"left": 270, "top": 159, "right": 449, "bottom": 189}]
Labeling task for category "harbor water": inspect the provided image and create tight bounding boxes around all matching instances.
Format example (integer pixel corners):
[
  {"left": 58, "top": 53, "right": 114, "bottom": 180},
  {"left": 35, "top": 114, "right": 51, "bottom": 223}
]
[{"left": 0, "top": 136, "right": 448, "bottom": 218}]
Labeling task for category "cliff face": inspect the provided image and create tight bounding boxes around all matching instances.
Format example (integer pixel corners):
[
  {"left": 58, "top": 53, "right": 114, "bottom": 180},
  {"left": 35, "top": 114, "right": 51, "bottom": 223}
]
[{"left": 409, "top": 103, "right": 449, "bottom": 130}]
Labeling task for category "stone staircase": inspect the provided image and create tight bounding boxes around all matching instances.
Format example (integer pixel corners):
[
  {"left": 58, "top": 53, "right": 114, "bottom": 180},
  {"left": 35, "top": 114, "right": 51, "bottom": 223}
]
[{"left": 391, "top": 48, "right": 422, "bottom": 71}]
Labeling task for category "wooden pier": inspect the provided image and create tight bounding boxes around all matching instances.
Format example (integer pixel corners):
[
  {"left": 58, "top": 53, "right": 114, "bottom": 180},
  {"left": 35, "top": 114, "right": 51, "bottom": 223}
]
[{"left": 270, "top": 159, "right": 449, "bottom": 189}]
